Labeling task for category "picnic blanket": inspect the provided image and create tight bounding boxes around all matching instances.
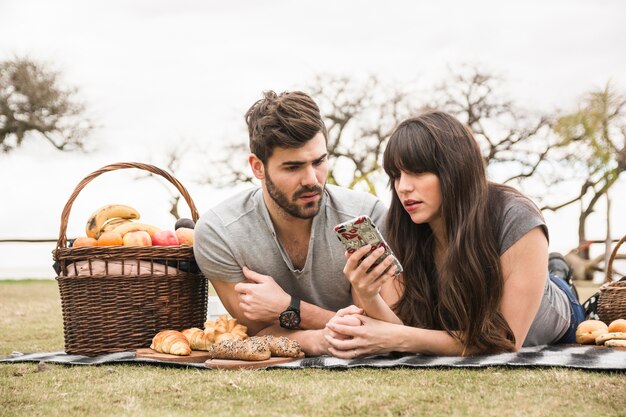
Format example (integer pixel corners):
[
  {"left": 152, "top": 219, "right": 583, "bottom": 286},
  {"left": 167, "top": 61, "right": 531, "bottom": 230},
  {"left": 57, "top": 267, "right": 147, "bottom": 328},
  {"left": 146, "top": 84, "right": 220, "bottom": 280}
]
[{"left": 1, "top": 345, "right": 625, "bottom": 371}]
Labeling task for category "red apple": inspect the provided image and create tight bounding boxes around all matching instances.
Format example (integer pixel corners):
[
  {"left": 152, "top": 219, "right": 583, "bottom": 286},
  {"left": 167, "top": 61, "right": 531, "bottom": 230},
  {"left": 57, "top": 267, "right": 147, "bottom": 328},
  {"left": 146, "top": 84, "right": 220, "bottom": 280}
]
[
  {"left": 175, "top": 227, "right": 194, "bottom": 245},
  {"left": 122, "top": 230, "right": 152, "bottom": 246},
  {"left": 152, "top": 230, "right": 179, "bottom": 246}
]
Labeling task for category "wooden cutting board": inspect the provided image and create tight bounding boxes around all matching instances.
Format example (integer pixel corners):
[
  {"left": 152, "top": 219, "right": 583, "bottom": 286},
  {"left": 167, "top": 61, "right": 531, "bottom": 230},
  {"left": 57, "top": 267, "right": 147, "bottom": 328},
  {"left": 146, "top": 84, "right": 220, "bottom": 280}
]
[
  {"left": 136, "top": 348, "right": 213, "bottom": 363},
  {"left": 136, "top": 348, "right": 305, "bottom": 368},
  {"left": 204, "top": 352, "right": 305, "bottom": 369}
]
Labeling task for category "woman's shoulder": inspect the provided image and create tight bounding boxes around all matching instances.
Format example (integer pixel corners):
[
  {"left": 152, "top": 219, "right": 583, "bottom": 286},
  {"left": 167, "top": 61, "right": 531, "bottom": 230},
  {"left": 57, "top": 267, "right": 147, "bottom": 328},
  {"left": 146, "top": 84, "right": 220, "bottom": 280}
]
[{"left": 495, "top": 186, "right": 548, "bottom": 254}]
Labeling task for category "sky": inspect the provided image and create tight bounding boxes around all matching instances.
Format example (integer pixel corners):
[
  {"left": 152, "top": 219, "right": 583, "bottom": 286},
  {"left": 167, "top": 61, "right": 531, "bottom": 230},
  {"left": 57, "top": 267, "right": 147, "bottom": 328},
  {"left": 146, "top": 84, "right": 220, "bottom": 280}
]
[{"left": 1, "top": 0, "right": 625, "bottom": 278}]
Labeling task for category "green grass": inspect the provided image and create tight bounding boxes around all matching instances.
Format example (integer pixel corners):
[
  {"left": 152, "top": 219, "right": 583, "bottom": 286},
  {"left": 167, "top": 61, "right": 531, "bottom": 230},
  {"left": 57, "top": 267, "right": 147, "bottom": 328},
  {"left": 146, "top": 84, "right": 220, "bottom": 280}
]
[{"left": 1, "top": 280, "right": 624, "bottom": 417}]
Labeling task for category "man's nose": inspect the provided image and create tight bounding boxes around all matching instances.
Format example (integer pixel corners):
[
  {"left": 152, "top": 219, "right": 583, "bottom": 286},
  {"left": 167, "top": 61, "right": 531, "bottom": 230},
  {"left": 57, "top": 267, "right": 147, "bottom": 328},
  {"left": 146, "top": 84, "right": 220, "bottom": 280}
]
[{"left": 301, "top": 165, "right": 318, "bottom": 186}]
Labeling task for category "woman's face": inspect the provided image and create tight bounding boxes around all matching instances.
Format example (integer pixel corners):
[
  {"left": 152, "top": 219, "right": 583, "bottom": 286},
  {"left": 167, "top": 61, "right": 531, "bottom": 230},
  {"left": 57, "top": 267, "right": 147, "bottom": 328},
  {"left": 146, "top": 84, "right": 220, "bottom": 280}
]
[{"left": 394, "top": 170, "right": 442, "bottom": 226}]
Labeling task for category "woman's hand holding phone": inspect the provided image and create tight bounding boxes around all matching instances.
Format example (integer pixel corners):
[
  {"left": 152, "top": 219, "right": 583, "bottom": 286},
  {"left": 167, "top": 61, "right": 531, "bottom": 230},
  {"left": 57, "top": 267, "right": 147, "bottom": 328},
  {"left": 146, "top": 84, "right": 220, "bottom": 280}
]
[{"left": 343, "top": 243, "right": 399, "bottom": 302}]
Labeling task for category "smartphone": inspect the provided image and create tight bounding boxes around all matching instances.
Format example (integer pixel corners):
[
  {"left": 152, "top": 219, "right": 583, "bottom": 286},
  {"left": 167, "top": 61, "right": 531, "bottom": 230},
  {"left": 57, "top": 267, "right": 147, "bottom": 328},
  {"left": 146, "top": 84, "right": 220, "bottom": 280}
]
[{"left": 333, "top": 215, "right": 403, "bottom": 276}]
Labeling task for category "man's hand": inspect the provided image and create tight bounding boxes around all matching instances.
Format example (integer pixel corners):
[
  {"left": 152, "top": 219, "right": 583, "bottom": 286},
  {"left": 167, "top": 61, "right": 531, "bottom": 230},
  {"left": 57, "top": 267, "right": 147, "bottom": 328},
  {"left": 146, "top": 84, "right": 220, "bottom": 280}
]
[{"left": 233, "top": 267, "right": 291, "bottom": 323}]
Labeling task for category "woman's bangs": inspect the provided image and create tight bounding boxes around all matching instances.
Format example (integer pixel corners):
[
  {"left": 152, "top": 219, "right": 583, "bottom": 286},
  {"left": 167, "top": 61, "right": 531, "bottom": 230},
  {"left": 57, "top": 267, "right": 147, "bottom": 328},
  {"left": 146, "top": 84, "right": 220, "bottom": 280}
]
[{"left": 384, "top": 125, "right": 435, "bottom": 179}]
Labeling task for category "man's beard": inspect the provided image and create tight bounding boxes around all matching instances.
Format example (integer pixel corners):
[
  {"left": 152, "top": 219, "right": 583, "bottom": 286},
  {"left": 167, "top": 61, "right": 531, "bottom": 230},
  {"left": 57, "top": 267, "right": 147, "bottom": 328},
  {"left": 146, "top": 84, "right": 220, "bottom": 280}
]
[{"left": 265, "top": 171, "right": 324, "bottom": 219}]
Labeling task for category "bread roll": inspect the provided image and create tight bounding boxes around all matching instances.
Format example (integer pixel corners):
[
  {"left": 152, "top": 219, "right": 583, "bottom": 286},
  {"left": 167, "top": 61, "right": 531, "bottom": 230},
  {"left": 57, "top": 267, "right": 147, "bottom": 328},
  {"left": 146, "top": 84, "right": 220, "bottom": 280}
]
[
  {"left": 595, "top": 332, "right": 626, "bottom": 345},
  {"left": 206, "top": 337, "right": 271, "bottom": 361},
  {"left": 263, "top": 335, "right": 301, "bottom": 358},
  {"left": 575, "top": 320, "right": 608, "bottom": 344},
  {"left": 608, "top": 319, "right": 626, "bottom": 333},
  {"left": 604, "top": 339, "right": 626, "bottom": 348},
  {"left": 151, "top": 330, "right": 192, "bottom": 356}
]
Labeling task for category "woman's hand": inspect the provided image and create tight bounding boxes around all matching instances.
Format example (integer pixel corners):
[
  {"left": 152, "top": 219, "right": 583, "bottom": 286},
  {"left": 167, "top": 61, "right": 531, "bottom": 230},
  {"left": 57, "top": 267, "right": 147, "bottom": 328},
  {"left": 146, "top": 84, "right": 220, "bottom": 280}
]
[
  {"left": 343, "top": 244, "right": 399, "bottom": 302},
  {"left": 326, "top": 305, "right": 364, "bottom": 340},
  {"left": 325, "top": 313, "right": 396, "bottom": 359}
]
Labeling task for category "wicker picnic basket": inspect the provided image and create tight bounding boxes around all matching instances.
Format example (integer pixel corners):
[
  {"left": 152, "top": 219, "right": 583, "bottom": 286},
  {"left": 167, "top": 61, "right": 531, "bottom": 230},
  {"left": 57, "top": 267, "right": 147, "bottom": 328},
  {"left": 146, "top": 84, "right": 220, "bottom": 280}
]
[
  {"left": 53, "top": 162, "right": 208, "bottom": 356},
  {"left": 597, "top": 234, "right": 626, "bottom": 323}
]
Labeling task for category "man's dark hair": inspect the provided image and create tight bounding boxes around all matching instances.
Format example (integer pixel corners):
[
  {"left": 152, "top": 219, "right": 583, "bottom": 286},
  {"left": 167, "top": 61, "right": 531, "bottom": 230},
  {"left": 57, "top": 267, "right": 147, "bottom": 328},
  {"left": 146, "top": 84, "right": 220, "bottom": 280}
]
[{"left": 245, "top": 90, "right": 327, "bottom": 163}]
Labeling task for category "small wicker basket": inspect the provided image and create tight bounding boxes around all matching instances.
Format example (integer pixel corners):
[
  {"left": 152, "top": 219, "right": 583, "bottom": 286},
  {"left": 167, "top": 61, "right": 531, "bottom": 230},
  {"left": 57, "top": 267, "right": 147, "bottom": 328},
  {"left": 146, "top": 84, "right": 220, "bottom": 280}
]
[
  {"left": 53, "top": 162, "right": 208, "bottom": 356},
  {"left": 597, "top": 234, "right": 626, "bottom": 323}
]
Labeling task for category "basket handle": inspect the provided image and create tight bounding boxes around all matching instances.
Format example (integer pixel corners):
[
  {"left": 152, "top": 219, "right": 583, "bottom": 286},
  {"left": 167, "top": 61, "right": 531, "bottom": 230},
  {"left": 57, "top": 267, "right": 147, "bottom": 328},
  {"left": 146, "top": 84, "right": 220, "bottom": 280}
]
[
  {"left": 605, "top": 234, "right": 626, "bottom": 283},
  {"left": 56, "top": 162, "right": 200, "bottom": 249}
]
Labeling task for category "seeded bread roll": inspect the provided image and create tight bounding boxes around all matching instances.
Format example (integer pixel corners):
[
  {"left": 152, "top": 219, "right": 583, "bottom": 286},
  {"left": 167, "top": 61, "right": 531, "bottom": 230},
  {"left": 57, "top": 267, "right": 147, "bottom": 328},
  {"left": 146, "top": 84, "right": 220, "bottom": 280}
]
[
  {"left": 263, "top": 336, "right": 301, "bottom": 357},
  {"left": 206, "top": 337, "right": 271, "bottom": 361}
]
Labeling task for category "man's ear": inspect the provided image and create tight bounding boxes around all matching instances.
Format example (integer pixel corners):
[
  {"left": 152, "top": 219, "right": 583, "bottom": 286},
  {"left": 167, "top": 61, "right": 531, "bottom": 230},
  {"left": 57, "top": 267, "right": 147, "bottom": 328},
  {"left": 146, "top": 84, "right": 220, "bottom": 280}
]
[{"left": 249, "top": 154, "right": 265, "bottom": 180}]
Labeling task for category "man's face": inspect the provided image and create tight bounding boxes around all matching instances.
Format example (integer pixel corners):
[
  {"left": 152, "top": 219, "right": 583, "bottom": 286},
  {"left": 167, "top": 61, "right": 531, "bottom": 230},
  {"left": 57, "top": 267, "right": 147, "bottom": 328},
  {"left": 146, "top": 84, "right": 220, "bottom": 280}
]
[{"left": 263, "top": 132, "right": 328, "bottom": 219}]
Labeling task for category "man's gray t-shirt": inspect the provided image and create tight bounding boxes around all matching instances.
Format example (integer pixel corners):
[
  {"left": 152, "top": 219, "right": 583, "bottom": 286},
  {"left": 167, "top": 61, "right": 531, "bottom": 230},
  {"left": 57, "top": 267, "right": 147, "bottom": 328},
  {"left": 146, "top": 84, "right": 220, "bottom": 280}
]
[
  {"left": 194, "top": 184, "right": 387, "bottom": 311},
  {"left": 499, "top": 191, "right": 571, "bottom": 346}
]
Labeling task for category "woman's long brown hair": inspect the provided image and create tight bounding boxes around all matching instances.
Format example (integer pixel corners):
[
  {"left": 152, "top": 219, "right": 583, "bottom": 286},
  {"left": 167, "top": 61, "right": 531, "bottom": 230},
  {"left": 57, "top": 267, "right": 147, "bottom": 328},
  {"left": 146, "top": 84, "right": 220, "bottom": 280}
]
[{"left": 383, "top": 111, "right": 518, "bottom": 353}]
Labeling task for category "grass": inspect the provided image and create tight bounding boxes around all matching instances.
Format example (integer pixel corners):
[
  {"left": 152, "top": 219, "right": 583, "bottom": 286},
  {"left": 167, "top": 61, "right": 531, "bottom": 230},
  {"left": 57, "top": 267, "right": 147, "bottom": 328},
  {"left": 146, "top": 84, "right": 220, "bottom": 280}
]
[{"left": 1, "top": 280, "right": 624, "bottom": 417}]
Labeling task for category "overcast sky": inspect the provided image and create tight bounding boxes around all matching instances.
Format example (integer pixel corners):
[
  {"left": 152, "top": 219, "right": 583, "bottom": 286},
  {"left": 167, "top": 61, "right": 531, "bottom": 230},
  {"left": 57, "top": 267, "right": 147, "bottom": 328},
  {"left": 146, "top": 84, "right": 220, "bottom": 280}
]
[{"left": 1, "top": 0, "right": 625, "bottom": 278}]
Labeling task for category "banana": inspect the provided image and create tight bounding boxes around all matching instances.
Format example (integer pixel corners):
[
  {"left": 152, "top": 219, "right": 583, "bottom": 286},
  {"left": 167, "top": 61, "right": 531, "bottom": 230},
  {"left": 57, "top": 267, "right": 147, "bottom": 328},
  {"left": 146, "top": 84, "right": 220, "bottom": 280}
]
[
  {"left": 100, "top": 217, "right": 134, "bottom": 234},
  {"left": 86, "top": 204, "right": 141, "bottom": 239},
  {"left": 112, "top": 222, "right": 161, "bottom": 238}
]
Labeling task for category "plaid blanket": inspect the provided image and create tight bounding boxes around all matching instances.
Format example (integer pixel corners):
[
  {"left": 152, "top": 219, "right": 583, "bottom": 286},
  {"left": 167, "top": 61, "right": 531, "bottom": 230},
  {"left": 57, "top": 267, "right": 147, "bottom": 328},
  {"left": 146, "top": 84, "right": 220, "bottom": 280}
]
[{"left": 1, "top": 345, "right": 624, "bottom": 371}]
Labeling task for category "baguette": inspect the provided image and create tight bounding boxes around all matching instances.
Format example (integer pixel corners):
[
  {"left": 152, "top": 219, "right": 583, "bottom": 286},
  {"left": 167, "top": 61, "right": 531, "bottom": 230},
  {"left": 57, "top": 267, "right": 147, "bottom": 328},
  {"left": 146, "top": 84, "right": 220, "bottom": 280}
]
[
  {"left": 206, "top": 337, "right": 271, "bottom": 361},
  {"left": 150, "top": 330, "right": 191, "bottom": 356}
]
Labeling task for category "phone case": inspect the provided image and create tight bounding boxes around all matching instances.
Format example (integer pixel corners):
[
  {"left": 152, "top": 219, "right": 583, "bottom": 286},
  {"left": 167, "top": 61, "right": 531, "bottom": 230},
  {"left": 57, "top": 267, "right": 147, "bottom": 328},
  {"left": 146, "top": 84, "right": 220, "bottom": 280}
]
[{"left": 333, "top": 215, "right": 403, "bottom": 276}]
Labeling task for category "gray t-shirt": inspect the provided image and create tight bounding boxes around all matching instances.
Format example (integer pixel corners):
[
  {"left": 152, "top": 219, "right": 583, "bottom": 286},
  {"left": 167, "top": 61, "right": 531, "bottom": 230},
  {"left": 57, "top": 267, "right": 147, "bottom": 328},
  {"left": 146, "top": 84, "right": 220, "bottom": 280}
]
[
  {"left": 499, "top": 192, "right": 571, "bottom": 346},
  {"left": 194, "top": 184, "right": 388, "bottom": 311}
]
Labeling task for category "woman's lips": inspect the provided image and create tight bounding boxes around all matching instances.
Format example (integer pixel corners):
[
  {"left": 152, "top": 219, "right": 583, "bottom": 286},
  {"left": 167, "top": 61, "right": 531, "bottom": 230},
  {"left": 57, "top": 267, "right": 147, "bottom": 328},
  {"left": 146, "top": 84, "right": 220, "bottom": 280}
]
[{"left": 404, "top": 199, "right": 422, "bottom": 212}]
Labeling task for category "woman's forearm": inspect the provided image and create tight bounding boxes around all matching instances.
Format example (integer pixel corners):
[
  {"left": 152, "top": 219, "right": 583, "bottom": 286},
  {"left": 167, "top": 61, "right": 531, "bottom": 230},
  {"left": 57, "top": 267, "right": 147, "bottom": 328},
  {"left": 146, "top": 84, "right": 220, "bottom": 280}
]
[
  {"left": 390, "top": 324, "right": 475, "bottom": 356},
  {"left": 353, "top": 292, "right": 403, "bottom": 324}
]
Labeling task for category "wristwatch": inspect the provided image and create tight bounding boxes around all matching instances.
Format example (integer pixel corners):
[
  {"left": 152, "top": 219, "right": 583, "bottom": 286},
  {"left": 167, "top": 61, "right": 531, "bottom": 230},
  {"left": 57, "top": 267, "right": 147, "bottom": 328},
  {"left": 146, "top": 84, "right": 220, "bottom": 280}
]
[{"left": 279, "top": 296, "right": 301, "bottom": 330}]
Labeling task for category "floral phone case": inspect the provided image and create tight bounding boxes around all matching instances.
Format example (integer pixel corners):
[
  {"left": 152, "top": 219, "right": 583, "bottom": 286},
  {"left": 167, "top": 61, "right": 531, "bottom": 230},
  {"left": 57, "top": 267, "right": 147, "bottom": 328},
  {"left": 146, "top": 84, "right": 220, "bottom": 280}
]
[{"left": 333, "top": 215, "right": 403, "bottom": 276}]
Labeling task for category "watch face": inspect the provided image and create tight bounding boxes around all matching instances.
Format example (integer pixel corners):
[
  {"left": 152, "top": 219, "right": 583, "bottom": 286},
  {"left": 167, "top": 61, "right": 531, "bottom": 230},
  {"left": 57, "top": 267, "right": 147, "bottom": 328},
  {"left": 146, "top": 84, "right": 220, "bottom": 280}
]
[{"left": 280, "top": 310, "right": 301, "bottom": 329}]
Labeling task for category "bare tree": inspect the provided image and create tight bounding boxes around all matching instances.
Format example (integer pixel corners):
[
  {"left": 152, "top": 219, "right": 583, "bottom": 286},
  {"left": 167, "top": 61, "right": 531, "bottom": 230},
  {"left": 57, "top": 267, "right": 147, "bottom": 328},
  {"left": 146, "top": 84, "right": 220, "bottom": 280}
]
[
  {"left": 136, "top": 142, "right": 193, "bottom": 220},
  {"left": 426, "top": 65, "right": 556, "bottom": 187},
  {"left": 0, "top": 57, "right": 93, "bottom": 153},
  {"left": 199, "top": 75, "right": 416, "bottom": 195},
  {"left": 310, "top": 74, "right": 416, "bottom": 194}
]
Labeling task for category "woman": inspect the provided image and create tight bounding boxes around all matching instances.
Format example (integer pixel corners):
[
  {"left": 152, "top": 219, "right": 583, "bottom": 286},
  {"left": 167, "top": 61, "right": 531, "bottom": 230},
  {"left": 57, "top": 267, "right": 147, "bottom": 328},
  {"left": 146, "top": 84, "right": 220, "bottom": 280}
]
[{"left": 325, "top": 111, "right": 584, "bottom": 357}]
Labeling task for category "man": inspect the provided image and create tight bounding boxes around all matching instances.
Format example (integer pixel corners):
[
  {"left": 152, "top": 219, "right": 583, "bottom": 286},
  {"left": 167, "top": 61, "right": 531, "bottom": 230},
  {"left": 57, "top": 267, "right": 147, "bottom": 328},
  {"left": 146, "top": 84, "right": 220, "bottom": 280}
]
[{"left": 193, "top": 90, "right": 387, "bottom": 355}]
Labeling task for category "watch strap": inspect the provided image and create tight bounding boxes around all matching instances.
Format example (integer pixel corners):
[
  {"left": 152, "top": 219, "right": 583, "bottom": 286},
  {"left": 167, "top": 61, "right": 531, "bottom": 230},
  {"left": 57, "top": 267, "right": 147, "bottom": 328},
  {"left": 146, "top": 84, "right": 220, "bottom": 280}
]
[{"left": 288, "top": 296, "right": 301, "bottom": 313}]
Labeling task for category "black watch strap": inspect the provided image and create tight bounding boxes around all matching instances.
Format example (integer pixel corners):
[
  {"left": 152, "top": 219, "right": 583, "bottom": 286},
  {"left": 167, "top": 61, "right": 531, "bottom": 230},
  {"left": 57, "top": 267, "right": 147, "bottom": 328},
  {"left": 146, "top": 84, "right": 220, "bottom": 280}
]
[{"left": 289, "top": 296, "right": 301, "bottom": 312}]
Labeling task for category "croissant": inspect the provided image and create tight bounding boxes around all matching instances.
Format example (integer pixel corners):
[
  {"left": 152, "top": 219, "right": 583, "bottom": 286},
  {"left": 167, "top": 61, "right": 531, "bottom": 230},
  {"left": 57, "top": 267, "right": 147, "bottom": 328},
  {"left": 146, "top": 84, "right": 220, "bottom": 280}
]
[
  {"left": 182, "top": 327, "right": 215, "bottom": 350},
  {"left": 150, "top": 330, "right": 192, "bottom": 356},
  {"left": 206, "top": 337, "right": 271, "bottom": 361},
  {"left": 204, "top": 315, "right": 248, "bottom": 341}
]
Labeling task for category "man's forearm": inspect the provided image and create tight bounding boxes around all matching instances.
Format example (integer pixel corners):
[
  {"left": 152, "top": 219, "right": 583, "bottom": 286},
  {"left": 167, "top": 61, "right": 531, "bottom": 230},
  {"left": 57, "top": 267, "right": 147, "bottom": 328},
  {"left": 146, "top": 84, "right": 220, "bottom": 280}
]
[{"left": 298, "top": 301, "right": 335, "bottom": 330}]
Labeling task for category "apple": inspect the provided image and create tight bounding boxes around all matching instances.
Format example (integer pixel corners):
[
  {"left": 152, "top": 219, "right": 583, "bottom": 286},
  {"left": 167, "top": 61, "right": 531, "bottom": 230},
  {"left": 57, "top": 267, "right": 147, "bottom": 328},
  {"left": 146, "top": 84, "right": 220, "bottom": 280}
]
[
  {"left": 123, "top": 230, "right": 152, "bottom": 247},
  {"left": 175, "top": 227, "right": 194, "bottom": 245},
  {"left": 152, "top": 230, "right": 180, "bottom": 246},
  {"left": 175, "top": 218, "right": 195, "bottom": 230}
]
